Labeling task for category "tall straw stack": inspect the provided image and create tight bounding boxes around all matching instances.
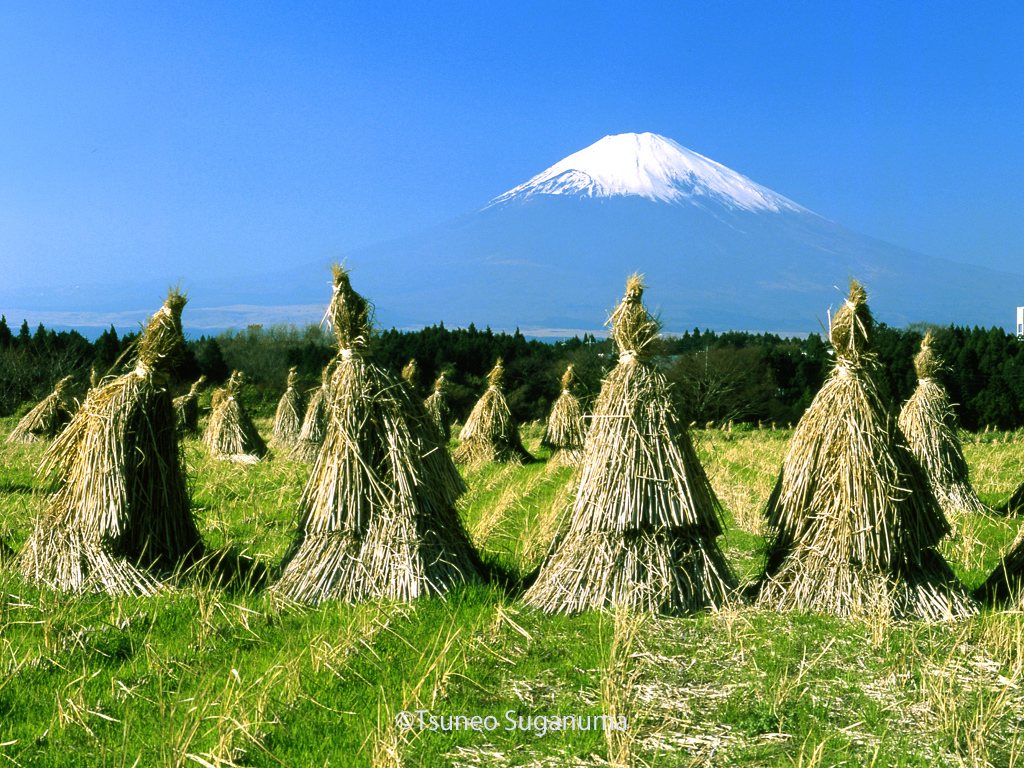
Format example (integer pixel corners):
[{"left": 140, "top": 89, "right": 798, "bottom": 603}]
[
  {"left": 424, "top": 372, "right": 451, "bottom": 443},
  {"left": 898, "top": 332, "right": 990, "bottom": 523},
  {"left": 17, "top": 290, "right": 202, "bottom": 594},
  {"left": 173, "top": 375, "right": 206, "bottom": 438},
  {"left": 453, "top": 359, "right": 533, "bottom": 466},
  {"left": 290, "top": 363, "right": 333, "bottom": 462},
  {"left": 541, "top": 364, "right": 586, "bottom": 466},
  {"left": 753, "top": 280, "right": 977, "bottom": 621},
  {"left": 7, "top": 375, "right": 76, "bottom": 444},
  {"left": 271, "top": 265, "right": 481, "bottom": 604},
  {"left": 203, "top": 371, "right": 267, "bottom": 463},
  {"left": 524, "top": 274, "right": 737, "bottom": 615},
  {"left": 270, "top": 367, "right": 305, "bottom": 449}
]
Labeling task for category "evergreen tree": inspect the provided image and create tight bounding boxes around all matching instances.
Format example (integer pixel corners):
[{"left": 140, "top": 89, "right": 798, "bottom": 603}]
[{"left": 94, "top": 326, "right": 121, "bottom": 367}]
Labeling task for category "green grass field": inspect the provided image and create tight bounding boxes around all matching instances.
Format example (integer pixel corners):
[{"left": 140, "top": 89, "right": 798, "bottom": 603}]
[{"left": 3, "top": 417, "right": 1024, "bottom": 767}]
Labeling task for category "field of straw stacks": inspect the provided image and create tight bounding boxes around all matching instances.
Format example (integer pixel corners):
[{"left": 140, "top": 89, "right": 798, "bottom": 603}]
[{"left": 4, "top": 409, "right": 1024, "bottom": 767}]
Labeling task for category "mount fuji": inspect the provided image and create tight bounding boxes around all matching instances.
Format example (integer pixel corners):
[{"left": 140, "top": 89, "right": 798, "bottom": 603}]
[
  {"left": 321, "top": 132, "right": 1022, "bottom": 336},
  {"left": 6, "top": 132, "right": 1022, "bottom": 337}
]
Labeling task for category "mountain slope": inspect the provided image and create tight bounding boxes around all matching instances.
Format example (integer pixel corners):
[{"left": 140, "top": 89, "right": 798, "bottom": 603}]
[{"left": 337, "top": 190, "right": 1021, "bottom": 335}]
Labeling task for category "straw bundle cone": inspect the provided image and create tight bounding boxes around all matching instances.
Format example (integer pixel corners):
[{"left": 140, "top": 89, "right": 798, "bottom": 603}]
[
  {"left": 7, "top": 375, "right": 76, "bottom": 444},
  {"left": 541, "top": 364, "right": 586, "bottom": 467},
  {"left": 271, "top": 265, "right": 481, "bottom": 604},
  {"left": 524, "top": 274, "right": 737, "bottom": 615},
  {"left": 173, "top": 375, "right": 206, "bottom": 438},
  {"left": 424, "top": 372, "right": 451, "bottom": 443},
  {"left": 17, "top": 290, "right": 203, "bottom": 595},
  {"left": 290, "top": 363, "right": 333, "bottom": 462},
  {"left": 754, "top": 280, "right": 977, "bottom": 621},
  {"left": 453, "top": 359, "right": 533, "bottom": 466},
  {"left": 898, "top": 332, "right": 989, "bottom": 523},
  {"left": 203, "top": 371, "right": 267, "bottom": 463},
  {"left": 270, "top": 367, "right": 305, "bottom": 448}
]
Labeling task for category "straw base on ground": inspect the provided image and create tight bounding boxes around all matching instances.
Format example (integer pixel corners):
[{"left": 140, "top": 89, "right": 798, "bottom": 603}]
[{"left": 524, "top": 529, "right": 735, "bottom": 615}]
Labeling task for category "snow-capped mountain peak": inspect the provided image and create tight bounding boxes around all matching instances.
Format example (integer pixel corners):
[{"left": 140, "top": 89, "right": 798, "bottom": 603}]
[{"left": 487, "top": 132, "right": 807, "bottom": 214}]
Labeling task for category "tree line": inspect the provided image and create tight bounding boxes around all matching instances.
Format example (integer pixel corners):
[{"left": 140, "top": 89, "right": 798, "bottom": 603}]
[{"left": 0, "top": 313, "right": 1020, "bottom": 432}]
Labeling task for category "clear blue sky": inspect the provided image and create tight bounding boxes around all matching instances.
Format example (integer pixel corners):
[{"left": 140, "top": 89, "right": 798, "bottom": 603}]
[{"left": 3, "top": 1, "right": 1023, "bottom": 299}]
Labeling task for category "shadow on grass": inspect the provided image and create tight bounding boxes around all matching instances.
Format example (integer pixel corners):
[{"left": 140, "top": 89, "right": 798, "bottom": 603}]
[
  {"left": 477, "top": 551, "right": 532, "bottom": 598},
  {"left": 0, "top": 480, "right": 37, "bottom": 495},
  {"left": 184, "top": 546, "right": 270, "bottom": 595}
]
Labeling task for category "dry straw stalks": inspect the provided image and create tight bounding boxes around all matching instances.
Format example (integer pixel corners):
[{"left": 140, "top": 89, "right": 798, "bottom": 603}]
[
  {"left": 754, "top": 279, "right": 978, "bottom": 621},
  {"left": 173, "top": 374, "right": 206, "bottom": 438},
  {"left": 454, "top": 358, "right": 534, "bottom": 466},
  {"left": 203, "top": 370, "right": 268, "bottom": 463},
  {"left": 541, "top": 364, "right": 587, "bottom": 467},
  {"left": 7, "top": 374, "right": 76, "bottom": 444},
  {"left": 898, "top": 331, "right": 991, "bottom": 526},
  {"left": 289, "top": 362, "right": 334, "bottom": 463},
  {"left": 17, "top": 290, "right": 203, "bottom": 595},
  {"left": 525, "top": 274, "right": 737, "bottom": 615},
  {"left": 271, "top": 264, "right": 482, "bottom": 605},
  {"left": 424, "top": 372, "right": 452, "bottom": 443},
  {"left": 269, "top": 366, "right": 304, "bottom": 449}
]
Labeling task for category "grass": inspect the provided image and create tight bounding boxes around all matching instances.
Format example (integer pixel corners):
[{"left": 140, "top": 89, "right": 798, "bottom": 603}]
[{"left": 2, "top": 417, "right": 1024, "bottom": 766}]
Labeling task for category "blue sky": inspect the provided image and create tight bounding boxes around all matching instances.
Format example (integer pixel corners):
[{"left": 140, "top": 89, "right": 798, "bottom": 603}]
[{"left": 3, "top": 1, "right": 1023, "bottom": 308}]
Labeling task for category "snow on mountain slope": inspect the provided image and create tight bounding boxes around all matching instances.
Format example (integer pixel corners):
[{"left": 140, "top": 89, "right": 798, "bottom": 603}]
[{"left": 488, "top": 132, "right": 808, "bottom": 214}]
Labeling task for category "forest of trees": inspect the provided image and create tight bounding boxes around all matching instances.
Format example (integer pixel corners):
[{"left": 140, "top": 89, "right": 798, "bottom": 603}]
[{"left": 1, "top": 313, "right": 1022, "bottom": 432}]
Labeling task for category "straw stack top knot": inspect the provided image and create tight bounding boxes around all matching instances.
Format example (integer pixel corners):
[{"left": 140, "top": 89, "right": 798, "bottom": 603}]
[
  {"left": 54, "top": 375, "right": 73, "bottom": 394},
  {"left": 227, "top": 370, "right": 245, "bottom": 396},
  {"left": 402, "top": 359, "right": 420, "bottom": 389},
  {"left": 138, "top": 288, "right": 186, "bottom": 372},
  {"left": 286, "top": 367, "right": 298, "bottom": 388},
  {"left": 829, "top": 279, "right": 874, "bottom": 361},
  {"left": 329, "top": 263, "right": 372, "bottom": 353},
  {"left": 914, "top": 330, "right": 939, "bottom": 379},
  {"left": 488, "top": 359, "right": 505, "bottom": 390},
  {"left": 609, "top": 273, "right": 662, "bottom": 360},
  {"left": 432, "top": 373, "right": 446, "bottom": 393},
  {"left": 560, "top": 365, "right": 576, "bottom": 391}
]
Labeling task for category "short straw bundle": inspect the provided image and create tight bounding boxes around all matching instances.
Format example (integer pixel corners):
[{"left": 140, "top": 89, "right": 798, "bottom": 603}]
[
  {"left": 541, "top": 364, "right": 586, "bottom": 466},
  {"left": 401, "top": 359, "right": 421, "bottom": 393},
  {"left": 17, "top": 290, "right": 202, "bottom": 595},
  {"left": 290, "top": 363, "right": 333, "bottom": 462},
  {"left": 424, "top": 372, "right": 451, "bottom": 443},
  {"left": 270, "top": 367, "right": 305, "bottom": 449},
  {"left": 173, "top": 375, "right": 206, "bottom": 438},
  {"left": 753, "top": 280, "right": 977, "bottom": 621},
  {"left": 203, "top": 371, "right": 267, "bottom": 463},
  {"left": 453, "top": 359, "right": 533, "bottom": 466},
  {"left": 7, "top": 375, "right": 76, "bottom": 444},
  {"left": 271, "top": 265, "right": 481, "bottom": 604},
  {"left": 524, "top": 274, "right": 737, "bottom": 615},
  {"left": 898, "top": 332, "right": 989, "bottom": 523}
]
